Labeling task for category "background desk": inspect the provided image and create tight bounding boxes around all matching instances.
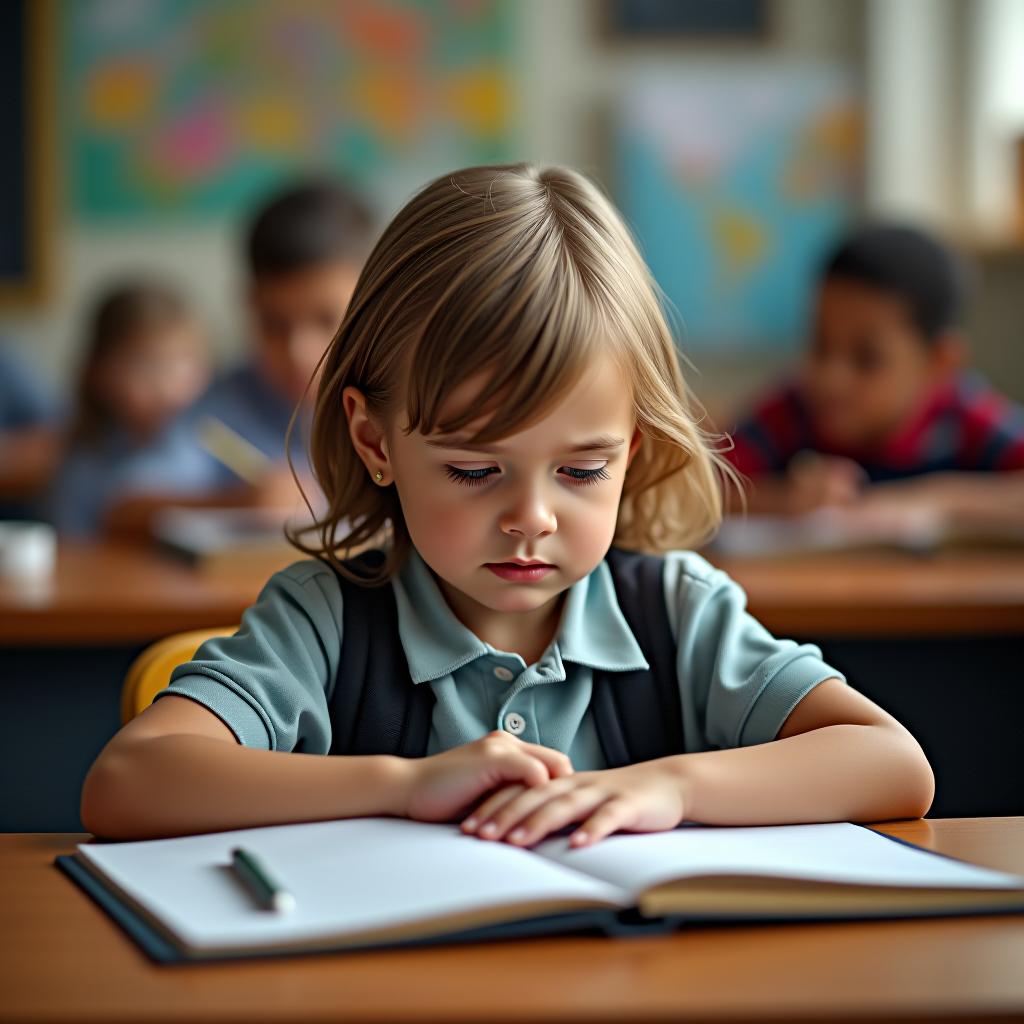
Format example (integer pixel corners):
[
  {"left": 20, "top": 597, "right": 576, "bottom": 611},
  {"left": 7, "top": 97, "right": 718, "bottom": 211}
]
[
  {"left": 3, "top": 818, "right": 1023, "bottom": 1024},
  {"left": 3, "top": 543, "right": 1023, "bottom": 829}
]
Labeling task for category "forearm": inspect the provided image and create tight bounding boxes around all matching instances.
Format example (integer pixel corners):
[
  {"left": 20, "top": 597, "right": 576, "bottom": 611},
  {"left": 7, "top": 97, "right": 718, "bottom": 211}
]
[
  {"left": 80, "top": 734, "right": 414, "bottom": 840},
  {"left": 667, "top": 723, "right": 934, "bottom": 826}
]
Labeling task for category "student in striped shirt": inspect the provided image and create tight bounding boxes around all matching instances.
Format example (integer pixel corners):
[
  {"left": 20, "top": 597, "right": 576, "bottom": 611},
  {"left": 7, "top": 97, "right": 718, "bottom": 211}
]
[{"left": 726, "top": 225, "right": 1024, "bottom": 522}]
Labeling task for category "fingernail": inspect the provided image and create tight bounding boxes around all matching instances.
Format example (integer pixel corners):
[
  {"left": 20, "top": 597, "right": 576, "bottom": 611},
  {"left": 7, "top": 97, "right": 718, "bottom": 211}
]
[
  {"left": 463, "top": 817, "right": 478, "bottom": 831},
  {"left": 480, "top": 822, "right": 497, "bottom": 837},
  {"left": 509, "top": 828, "right": 526, "bottom": 844},
  {"left": 571, "top": 831, "right": 588, "bottom": 846}
]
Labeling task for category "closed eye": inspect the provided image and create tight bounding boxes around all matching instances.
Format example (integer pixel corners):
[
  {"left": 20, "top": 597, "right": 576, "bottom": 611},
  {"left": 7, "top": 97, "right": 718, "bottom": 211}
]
[{"left": 443, "top": 464, "right": 611, "bottom": 488}]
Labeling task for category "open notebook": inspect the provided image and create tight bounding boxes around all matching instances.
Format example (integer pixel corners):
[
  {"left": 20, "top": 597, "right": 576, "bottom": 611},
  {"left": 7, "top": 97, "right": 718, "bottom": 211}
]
[{"left": 55, "top": 818, "right": 1024, "bottom": 963}]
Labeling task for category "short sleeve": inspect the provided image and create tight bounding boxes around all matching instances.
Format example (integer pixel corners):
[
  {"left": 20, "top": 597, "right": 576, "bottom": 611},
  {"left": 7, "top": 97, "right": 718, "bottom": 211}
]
[
  {"left": 155, "top": 560, "right": 344, "bottom": 753},
  {"left": 663, "top": 551, "right": 844, "bottom": 751}
]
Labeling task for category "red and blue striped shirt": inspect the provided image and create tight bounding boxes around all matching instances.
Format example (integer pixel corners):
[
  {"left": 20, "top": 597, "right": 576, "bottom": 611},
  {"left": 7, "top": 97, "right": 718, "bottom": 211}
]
[{"left": 726, "top": 372, "right": 1024, "bottom": 483}]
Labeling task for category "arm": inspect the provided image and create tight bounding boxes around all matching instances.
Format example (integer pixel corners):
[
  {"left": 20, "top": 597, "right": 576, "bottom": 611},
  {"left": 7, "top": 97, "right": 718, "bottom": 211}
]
[
  {"left": 80, "top": 695, "right": 413, "bottom": 840},
  {"left": 861, "top": 469, "right": 1024, "bottom": 528},
  {"left": 102, "top": 467, "right": 315, "bottom": 541},
  {"left": 82, "top": 696, "right": 574, "bottom": 841},
  {"left": 665, "top": 676, "right": 935, "bottom": 825},
  {"left": 461, "top": 678, "right": 934, "bottom": 848}
]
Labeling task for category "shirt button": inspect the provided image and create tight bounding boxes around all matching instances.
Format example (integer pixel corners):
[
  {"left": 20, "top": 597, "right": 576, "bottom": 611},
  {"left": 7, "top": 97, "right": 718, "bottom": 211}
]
[
  {"left": 493, "top": 666, "right": 514, "bottom": 681},
  {"left": 504, "top": 712, "right": 526, "bottom": 735}
]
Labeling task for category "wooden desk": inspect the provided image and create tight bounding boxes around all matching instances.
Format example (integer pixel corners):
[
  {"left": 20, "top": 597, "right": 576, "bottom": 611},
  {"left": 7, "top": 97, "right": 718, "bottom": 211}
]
[
  {"left": 711, "top": 548, "right": 1024, "bottom": 637},
  {"left": 3, "top": 818, "right": 1023, "bottom": 1024},
  {"left": 0, "top": 541, "right": 285, "bottom": 646},
  {"left": 2, "top": 542, "right": 1023, "bottom": 646}
]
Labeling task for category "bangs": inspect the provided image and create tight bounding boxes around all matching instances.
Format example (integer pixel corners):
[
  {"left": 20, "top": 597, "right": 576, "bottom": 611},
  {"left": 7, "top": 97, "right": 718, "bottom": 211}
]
[{"left": 401, "top": 226, "right": 619, "bottom": 445}]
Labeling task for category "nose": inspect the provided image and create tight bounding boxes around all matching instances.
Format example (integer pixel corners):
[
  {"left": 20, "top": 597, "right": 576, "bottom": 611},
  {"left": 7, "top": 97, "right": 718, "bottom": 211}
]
[{"left": 499, "top": 482, "right": 557, "bottom": 539}]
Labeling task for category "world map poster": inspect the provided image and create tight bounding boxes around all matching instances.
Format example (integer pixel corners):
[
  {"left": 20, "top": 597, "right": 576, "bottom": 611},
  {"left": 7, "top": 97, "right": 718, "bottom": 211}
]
[
  {"left": 66, "top": 0, "right": 516, "bottom": 219},
  {"left": 616, "top": 67, "right": 861, "bottom": 351}
]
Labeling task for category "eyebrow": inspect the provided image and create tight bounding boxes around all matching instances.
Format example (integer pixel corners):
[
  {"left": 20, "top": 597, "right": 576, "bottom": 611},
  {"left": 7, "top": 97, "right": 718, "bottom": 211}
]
[{"left": 424, "top": 434, "right": 626, "bottom": 454}]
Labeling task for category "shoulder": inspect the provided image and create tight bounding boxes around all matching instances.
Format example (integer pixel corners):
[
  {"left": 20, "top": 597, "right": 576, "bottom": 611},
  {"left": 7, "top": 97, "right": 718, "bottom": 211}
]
[
  {"left": 658, "top": 550, "right": 746, "bottom": 641},
  {"left": 950, "top": 372, "right": 1024, "bottom": 469},
  {"left": 192, "top": 364, "right": 265, "bottom": 415}
]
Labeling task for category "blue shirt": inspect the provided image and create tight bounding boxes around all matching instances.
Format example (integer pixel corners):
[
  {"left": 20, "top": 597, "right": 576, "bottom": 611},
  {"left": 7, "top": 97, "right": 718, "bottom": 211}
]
[
  {"left": 158, "top": 547, "right": 844, "bottom": 767},
  {"left": 0, "top": 345, "right": 58, "bottom": 430},
  {"left": 185, "top": 364, "right": 310, "bottom": 487}
]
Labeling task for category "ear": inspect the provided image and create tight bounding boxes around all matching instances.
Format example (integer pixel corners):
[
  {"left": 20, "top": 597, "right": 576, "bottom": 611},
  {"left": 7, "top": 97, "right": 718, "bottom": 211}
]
[
  {"left": 625, "top": 425, "right": 643, "bottom": 470},
  {"left": 342, "top": 386, "right": 392, "bottom": 485},
  {"left": 929, "top": 330, "right": 967, "bottom": 381}
]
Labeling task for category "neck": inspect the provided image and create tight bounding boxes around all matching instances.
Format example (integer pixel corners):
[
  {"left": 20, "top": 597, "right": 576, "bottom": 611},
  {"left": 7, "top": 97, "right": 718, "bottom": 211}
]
[{"left": 435, "top": 577, "right": 566, "bottom": 666}]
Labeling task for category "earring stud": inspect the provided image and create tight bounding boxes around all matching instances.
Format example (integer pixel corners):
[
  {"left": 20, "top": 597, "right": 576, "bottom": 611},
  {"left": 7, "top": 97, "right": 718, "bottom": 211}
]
[{"left": 374, "top": 470, "right": 384, "bottom": 482}]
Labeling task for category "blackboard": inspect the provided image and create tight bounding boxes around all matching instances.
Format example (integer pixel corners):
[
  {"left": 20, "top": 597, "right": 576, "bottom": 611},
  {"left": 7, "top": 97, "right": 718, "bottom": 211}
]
[{"left": 0, "top": 0, "right": 52, "bottom": 308}]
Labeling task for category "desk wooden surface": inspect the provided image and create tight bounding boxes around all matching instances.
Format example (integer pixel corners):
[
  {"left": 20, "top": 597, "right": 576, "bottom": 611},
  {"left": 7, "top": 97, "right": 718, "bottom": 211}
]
[
  {"left": 2, "top": 542, "right": 1023, "bottom": 646},
  {"left": 2, "top": 818, "right": 1023, "bottom": 1024}
]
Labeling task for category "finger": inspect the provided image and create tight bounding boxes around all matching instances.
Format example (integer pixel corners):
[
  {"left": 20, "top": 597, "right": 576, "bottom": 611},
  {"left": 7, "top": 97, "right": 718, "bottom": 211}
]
[
  {"left": 571, "top": 798, "right": 635, "bottom": 848},
  {"left": 474, "top": 777, "right": 579, "bottom": 842},
  {"left": 461, "top": 784, "right": 525, "bottom": 833},
  {"left": 503, "top": 787, "right": 609, "bottom": 847},
  {"left": 482, "top": 746, "right": 555, "bottom": 792},
  {"left": 516, "top": 741, "right": 574, "bottom": 779}
]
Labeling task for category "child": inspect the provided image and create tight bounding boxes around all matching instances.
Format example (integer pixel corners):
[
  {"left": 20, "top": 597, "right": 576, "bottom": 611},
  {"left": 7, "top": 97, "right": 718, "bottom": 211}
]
[
  {"left": 725, "top": 224, "right": 1024, "bottom": 520},
  {"left": 48, "top": 282, "right": 212, "bottom": 537},
  {"left": 100, "top": 180, "right": 375, "bottom": 536},
  {"left": 186, "top": 177, "right": 375, "bottom": 499},
  {"left": 81, "top": 165, "right": 934, "bottom": 844}
]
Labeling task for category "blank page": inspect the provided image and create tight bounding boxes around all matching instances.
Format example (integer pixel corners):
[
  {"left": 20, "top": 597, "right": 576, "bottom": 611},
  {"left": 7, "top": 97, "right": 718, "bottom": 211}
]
[
  {"left": 535, "top": 822, "right": 1024, "bottom": 897},
  {"left": 77, "top": 817, "right": 627, "bottom": 953}
]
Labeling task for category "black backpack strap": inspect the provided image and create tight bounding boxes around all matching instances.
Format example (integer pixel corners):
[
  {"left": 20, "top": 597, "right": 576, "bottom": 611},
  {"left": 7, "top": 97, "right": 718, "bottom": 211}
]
[
  {"left": 327, "top": 550, "right": 434, "bottom": 758},
  {"left": 591, "top": 548, "right": 684, "bottom": 768}
]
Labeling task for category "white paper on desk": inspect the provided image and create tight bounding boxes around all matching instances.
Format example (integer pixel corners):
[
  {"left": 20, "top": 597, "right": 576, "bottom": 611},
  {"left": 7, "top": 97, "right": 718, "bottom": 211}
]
[
  {"left": 534, "top": 821, "right": 1024, "bottom": 896},
  {"left": 76, "top": 817, "right": 628, "bottom": 951}
]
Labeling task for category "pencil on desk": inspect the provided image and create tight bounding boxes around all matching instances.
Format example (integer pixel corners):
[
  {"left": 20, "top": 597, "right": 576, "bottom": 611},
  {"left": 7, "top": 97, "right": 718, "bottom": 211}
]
[
  {"left": 196, "top": 416, "right": 272, "bottom": 485},
  {"left": 230, "top": 846, "right": 295, "bottom": 913}
]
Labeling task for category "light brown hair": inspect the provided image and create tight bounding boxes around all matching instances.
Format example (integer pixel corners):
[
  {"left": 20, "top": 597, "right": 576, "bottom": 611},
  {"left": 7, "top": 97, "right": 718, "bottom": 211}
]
[{"left": 289, "top": 163, "right": 733, "bottom": 584}]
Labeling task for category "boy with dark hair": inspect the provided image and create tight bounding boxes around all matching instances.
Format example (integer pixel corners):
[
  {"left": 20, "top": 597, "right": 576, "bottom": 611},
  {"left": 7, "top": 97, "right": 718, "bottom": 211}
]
[
  {"left": 725, "top": 224, "right": 1024, "bottom": 522},
  {"left": 193, "top": 179, "right": 375, "bottom": 484}
]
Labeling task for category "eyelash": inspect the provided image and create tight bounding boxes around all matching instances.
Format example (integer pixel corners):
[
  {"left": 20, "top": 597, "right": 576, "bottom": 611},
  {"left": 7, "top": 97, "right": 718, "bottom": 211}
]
[{"left": 443, "top": 465, "right": 611, "bottom": 488}]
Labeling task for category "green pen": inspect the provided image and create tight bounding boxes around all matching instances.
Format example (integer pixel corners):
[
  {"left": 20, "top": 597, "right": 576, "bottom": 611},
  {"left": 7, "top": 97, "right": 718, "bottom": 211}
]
[{"left": 230, "top": 846, "right": 296, "bottom": 913}]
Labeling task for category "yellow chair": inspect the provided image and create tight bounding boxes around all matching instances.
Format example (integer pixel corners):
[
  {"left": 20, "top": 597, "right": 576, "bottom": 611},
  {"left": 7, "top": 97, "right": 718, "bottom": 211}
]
[{"left": 121, "top": 626, "right": 238, "bottom": 724}]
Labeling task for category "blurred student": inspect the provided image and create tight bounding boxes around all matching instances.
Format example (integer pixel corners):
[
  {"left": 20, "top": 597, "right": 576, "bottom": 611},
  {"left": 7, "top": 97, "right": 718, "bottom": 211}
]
[
  {"left": 0, "top": 344, "right": 62, "bottom": 519},
  {"left": 725, "top": 224, "right": 1024, "bottom": 523},
  {"left": 187, "top": 178, "right": 374, "bottom": 502},
  {"left": 48, "top": 282, "right": 212, "bottom": 537}
]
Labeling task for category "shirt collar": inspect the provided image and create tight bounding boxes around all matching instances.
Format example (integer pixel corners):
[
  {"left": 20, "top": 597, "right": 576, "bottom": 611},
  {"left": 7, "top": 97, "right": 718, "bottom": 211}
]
[{"left": 391, "top": 548, "right": 649, "bottom": 684}]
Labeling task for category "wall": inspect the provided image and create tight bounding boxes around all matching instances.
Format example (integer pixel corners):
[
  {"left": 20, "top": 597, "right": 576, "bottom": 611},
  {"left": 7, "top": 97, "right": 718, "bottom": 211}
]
[{"left": 7, "top": 0, "right": 1022, "bottom": 418}]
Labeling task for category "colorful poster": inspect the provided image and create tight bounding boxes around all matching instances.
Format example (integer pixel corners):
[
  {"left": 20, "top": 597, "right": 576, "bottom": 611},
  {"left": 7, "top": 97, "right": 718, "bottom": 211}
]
[
  {"left": 67, "top": 0, "right": 516, "bottom": 219},
  {"left": 616, "top": 67, "right": 861, "bottom": 350}
]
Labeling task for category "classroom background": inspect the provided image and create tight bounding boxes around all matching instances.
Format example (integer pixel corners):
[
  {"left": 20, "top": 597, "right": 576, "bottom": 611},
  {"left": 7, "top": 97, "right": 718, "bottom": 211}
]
[
  {"left": 5, "top": 0, "right": 1024, "bottom": 412},
  {"left": 2, "top": 0, "right": 1024, "bottom": 834}
]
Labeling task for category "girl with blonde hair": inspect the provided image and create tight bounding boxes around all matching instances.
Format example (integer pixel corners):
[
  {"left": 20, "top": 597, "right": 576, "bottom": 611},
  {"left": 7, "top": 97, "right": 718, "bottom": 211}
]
[{"left": 82, "top": 164, "right": 934, "bottom": 844}]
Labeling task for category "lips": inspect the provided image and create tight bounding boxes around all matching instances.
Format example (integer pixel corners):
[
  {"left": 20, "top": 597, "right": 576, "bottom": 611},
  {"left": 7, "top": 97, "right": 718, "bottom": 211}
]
[{"left": 484, "top": 561, "right": 557, "bottom": 582}]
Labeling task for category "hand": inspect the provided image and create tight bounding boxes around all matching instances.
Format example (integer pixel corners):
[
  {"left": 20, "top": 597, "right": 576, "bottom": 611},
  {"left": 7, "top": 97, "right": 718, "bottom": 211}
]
[
  {"left": 403, "top": 731, "right": 574, "bottom": 825},
  {"left": 461, "top": 759, "right": 690, "bottom": 849},
  {"left": 786, "top": 451, "right": 867, "bottom": 514},
  {"left": 246, "top": 466, "right": 312, "bottom": 511}
]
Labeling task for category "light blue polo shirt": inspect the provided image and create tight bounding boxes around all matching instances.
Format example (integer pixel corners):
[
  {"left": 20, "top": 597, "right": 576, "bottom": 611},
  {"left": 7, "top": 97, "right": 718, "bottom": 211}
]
[{"left": 158, "top": 547, "right": 844, "bottom": 768}]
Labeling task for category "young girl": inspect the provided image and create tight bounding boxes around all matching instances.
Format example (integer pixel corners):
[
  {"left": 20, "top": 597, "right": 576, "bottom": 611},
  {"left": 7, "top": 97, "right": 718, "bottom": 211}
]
[
  {"left": 48, "top": 281, "right": 213, "bottom": 537},
  {"left": 81, "top": 165, "right": 934, "bottom": 843}
]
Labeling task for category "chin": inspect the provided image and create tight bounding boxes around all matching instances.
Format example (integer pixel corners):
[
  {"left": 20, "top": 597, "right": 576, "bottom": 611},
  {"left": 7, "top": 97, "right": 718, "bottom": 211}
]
[{"left": 474, "top": 583, "right": 564, "bottom": 614}]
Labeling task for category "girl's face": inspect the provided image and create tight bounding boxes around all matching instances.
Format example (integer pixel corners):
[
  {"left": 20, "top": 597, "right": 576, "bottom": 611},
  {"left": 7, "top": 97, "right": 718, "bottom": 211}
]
[
  {"left": 97, "top": 323, "right": 210, "bottom": 440},
  {"left": 347, "top": 349, "right": 641, "bottom": 631}
]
